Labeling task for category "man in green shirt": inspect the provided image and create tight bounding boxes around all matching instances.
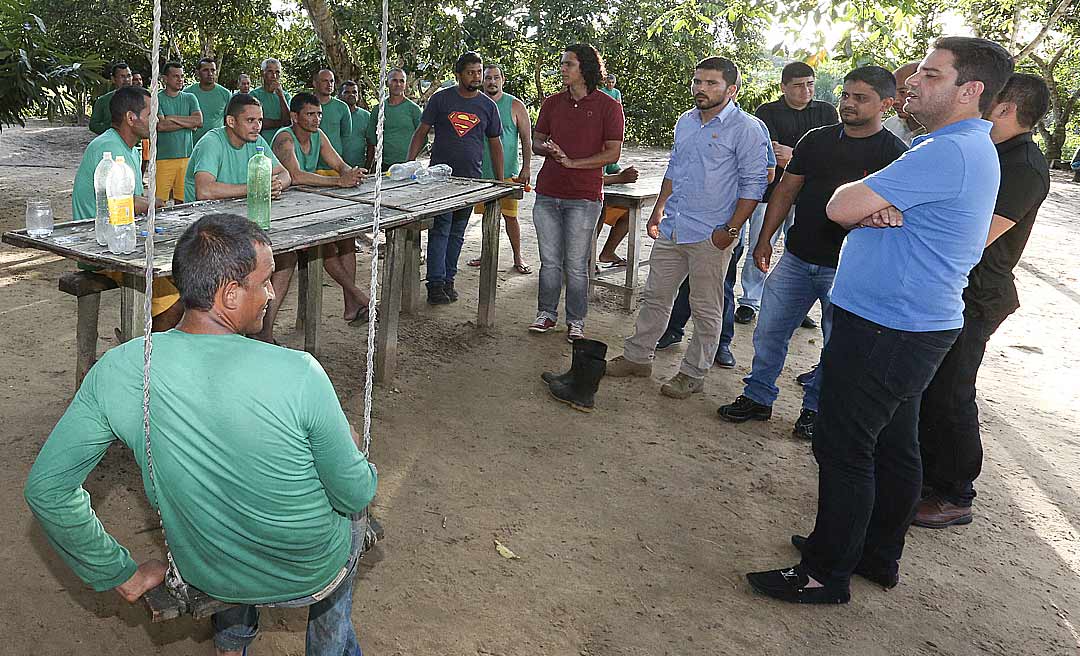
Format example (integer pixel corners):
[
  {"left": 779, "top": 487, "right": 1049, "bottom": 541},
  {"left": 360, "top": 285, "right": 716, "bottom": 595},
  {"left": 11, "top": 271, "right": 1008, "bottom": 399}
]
[
  {"left": 184, "top": 57, "right": 233, "bottom": 145},
  {"left": 251, "top": 57, "right": 292, "bottom": 141},
  {"left": 272, "top": 92, "right": 371, "bottom": 327},
  {"left": 156, "top": 61, "right": 202, "bottom": 202},
  {"left": 236, "top": 73, "right": 252, "bottom": 95},
  {"left": 72, "top": 86, "right": 183, "bottom": 330},
  {"left": 599, "top": 73, "right": 623, "bottom": 176},
  {"left": 184, "top": 93, "right": 293, "bottom": 345},
  {"left": 311, "top": 69, "right": 352, "bottom": 172},
  {"left": 365, "top": 67, "right": 422, "bottom": 170},
  {"left": 24, "top": 212, "right": 378, "bottom": 655},
  {"left": 340, "top": 80, "right": 370, "bottom": 168},
  {"left": 89, "top": 61, "right": 132, "bottom": 135}
]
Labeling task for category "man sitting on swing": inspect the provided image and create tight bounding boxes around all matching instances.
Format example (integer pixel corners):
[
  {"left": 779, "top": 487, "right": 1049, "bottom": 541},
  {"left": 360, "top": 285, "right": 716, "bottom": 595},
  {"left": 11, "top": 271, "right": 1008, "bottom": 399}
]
[{"left": 24, "top": 213, "right": 378, "bottom": 656}]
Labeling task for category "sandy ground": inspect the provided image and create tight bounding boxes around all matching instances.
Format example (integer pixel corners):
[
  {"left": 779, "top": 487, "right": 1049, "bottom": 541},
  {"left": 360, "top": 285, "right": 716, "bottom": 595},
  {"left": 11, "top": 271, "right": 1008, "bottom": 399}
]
[{"left": 1, "top": 119, "right": 1079, "bottom": 656}]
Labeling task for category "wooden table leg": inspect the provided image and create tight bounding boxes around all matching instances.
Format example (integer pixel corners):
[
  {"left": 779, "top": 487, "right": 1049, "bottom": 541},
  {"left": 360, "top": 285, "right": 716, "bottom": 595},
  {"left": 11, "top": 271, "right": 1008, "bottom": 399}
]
[
  {"left": 477, "top": 200, "right": 501, "bottom": 332},
  {"left": 401, "top": 226, "right": 422, "bottom": 315},
  {"left": 375, "top": 228, "right": 405, "bottom": 384},
  {"left": 119, "top": 273, "right": 145, "bottom": 342},
  {"left": 623, "top": 202, "right": 641, "bottom": 312},
  {"left": 75, "top": 293, "right": 101, "bottom": 389},
  {"left": 296, "top": 250, "right": 309, "bottom": 333},
  {"left": 303, "top": 247, "right": 323, "bottom": 356}
]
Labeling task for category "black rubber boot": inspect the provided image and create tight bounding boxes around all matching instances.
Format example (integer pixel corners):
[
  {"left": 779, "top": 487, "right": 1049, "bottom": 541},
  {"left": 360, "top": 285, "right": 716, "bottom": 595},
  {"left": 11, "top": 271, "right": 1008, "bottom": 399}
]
[
  {"left": 541, "top": 337, "right": 607, "bottom": 385},
  {"left": 547, "top": 338, "right": 607, "bottom": 412}
]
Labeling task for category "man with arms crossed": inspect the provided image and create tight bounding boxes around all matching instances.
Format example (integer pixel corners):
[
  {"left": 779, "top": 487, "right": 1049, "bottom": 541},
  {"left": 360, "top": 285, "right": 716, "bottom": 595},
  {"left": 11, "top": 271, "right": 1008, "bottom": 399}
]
[
  {"left": 746, "top": 37, "right": 1014, "bottom": 604},
  {"left": 155, "top": 61, "right": 202, "bottom": 203},
  {"left": 311, "top": 69, "right": 353, "bottom": 174},
  {"left": 25, "top": 213, "right": 378, "bottom": 655},
  {"left": 605, "top": 57, "right": 768, "bottom": 398}
]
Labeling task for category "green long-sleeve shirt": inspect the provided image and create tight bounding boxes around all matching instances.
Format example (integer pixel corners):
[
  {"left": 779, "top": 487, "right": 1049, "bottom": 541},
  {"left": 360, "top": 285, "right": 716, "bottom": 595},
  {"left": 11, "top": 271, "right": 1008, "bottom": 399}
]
[{"left": 24, "top": 331, "right": 377, "bottom": 604}]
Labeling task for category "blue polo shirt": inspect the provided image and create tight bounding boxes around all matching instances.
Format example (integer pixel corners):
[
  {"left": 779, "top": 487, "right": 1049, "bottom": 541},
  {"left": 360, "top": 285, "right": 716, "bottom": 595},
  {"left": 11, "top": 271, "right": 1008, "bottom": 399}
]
[
  {"left": 660, "top": 102, "right": 769, "bottom": 244},
  {"left": 830, "top": 118, "right": 1000, "bottom": 332}
]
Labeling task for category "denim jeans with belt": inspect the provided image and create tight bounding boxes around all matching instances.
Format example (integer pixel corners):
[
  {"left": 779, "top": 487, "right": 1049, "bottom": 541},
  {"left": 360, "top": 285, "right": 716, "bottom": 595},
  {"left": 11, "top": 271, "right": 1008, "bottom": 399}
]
[
  {"left": 533, "top": 194, "right": 602, "bottom": 328},
  {"left": 212, "top": 515, "right": 367, "bottom": 655},
  {"left": 427, "top": 206, "right": 473, "bottom": 286},
  {"left": 742, "top": 252, "right": 835, "bottom": 412},
  {"left": 801, "top": 307, "right": 959, "bottom": 589}
]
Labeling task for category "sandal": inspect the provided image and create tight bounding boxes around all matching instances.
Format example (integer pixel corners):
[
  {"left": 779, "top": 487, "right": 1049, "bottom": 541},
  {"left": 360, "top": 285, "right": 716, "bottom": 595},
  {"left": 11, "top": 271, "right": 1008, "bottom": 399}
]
[
  {"left": 348, "top": 305, "right": 372, "bottom": 326},
  {"left": 513, "top": 262, "right": 533, "bottom": 274},
  {"left": 600, "top": 255, "right": 627, "bottom": 268}
]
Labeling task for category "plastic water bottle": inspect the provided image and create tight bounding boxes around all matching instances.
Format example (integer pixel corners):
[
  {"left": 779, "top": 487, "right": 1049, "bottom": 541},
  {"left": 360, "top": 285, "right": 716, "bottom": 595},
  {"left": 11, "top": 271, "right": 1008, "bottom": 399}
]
[
  {"left": 414, "top": 163, "right": 452, "bottom": 184},
  {"left": 247, "top": 146, "right": 272, "bottom": 229},
  {"left": 93, "top": 152, "right": 114, "bottom": 245},
  {"left": 106, "top": 156, "right": 137, "bottom": 254},
  {"left": 387, "top": 161, "right": 423, "bottom": 180}
]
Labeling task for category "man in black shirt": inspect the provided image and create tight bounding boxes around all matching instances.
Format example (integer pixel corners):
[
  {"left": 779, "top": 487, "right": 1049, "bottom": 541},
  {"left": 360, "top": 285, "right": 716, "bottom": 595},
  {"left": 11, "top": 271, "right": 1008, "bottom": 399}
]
[
  {"left": 736, "top": 62, "right": 839, "bottom": 325},
  {"left": 717, "top": 66, "right": 906, "bottom": 439},
  {"left": 914, "top": 73, "right": 1052, "bottom": 529}
]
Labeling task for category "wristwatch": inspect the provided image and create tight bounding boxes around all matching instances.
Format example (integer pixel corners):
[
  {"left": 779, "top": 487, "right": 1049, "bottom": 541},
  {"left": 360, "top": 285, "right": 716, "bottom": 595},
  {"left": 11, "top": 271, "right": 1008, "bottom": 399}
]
[{"left": 720, "top": 223, "right": 739, "bottom": 238}]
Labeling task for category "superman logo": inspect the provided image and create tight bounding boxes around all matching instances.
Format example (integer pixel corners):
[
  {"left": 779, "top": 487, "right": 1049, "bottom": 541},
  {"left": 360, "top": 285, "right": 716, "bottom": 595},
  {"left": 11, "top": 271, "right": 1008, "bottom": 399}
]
[{"left": 449, "top": 112, "right": 480, "bottom": 137}]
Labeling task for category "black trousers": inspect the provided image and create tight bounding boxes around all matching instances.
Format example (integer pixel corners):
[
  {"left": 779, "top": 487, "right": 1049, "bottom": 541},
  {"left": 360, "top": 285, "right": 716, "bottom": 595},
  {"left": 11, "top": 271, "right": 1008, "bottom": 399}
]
[
  {"left": 918, "top": 312, "right": 1006, "bottom": 505},
  {"left": 801, "top": 307, "right": 958, "bottom": 588},
  {"left": 664, "top": 239, "right": 743, "bottom": 349}
]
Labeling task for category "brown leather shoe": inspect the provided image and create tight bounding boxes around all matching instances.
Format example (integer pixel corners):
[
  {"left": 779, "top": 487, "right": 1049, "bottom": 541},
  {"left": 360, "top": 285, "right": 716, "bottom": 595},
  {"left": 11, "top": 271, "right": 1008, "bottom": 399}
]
[{"left": 912, "top": 496, "right": 973, "bottom": 528}]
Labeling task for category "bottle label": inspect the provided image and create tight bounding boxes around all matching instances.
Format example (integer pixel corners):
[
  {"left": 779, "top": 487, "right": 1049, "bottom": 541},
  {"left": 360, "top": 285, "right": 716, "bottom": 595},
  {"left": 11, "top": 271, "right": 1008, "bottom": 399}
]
[{"left": 108, "top": 196, "right": 135, "bottom": 226}]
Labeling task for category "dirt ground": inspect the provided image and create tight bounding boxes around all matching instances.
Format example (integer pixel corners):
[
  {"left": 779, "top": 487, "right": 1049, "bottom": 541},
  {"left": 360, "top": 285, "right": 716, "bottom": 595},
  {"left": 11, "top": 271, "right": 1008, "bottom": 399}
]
[{"left": 1, "top": 119, "right": 1079, "bottom": 656}]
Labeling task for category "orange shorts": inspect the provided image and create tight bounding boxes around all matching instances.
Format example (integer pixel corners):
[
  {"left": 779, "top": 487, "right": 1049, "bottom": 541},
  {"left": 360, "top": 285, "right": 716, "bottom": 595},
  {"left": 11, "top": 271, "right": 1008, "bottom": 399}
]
[{"left": 602, "top": 206, "right": 628, "bottom": 226}]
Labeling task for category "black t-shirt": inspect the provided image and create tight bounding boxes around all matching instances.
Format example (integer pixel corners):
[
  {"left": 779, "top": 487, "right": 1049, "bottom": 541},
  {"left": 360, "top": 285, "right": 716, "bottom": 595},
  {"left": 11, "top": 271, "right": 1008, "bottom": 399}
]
[
  {"left": 784, "top": 124, "right": 908, "bottom": 268},
  {"left": 963, "top": 132, "right": 1050, "bottom": 321},
  {"left": 754, "top": 98, "right": 839, "bottom": 201}
]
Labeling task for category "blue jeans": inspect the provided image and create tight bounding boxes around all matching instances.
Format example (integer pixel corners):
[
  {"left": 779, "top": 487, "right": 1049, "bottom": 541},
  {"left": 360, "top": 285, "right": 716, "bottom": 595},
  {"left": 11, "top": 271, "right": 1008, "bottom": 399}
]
[
  {"left": 664, "top": 237, "right": 743, "bottom": 349},
  {"left": 427, "top": 206, "right": 472, "bottom": 286},
  {"left": 742, "top": 252, "right": 835, "bottom": 411},
  {"left": 801, "top": 307, "right": 959, "bottom": 589},
  {"left": 533, "top": 194, "right": 602, "bottom": 327},
  {"left": 738, "top": 203, "right": 793, "bottom": 310},
  {"left": 212, "top": 517, "right": 366, "bottom": 655}
]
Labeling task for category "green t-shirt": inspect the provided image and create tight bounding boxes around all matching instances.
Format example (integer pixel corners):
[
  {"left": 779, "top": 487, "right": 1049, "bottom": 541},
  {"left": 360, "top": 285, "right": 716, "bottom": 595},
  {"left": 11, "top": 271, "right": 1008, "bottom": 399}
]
[
  {"left": 600, "top": 86, "right": 622, "bottom": 103},
  {"left": 89, "top": 90, "right": 116, "bottom": 135},
  {"left": 277, "top": 126, "right": 323, "bottom": 173},
  {"left": 481, "top": 92, "right": 520, "bottom": 180},
  {"left": 342, "top": 106, "right": 370, "bottom": 168},
  {"left": 316, "top": 97, "right": 351, "bottom": 170},
  {"left": 184, "top": 83, "right": 233, "bottom": 145},
  {"left": 251, "top": 86, "right": 293, "bottom": 141},
  {"left": 156, "top": 91, "right": 201, "bottom": 160},
  {"left": 184, "top": 127, "right": 280, "bottom": 201},
  {"left": 71, "top": 129, "right": 145, "bottom": 221},
  {"left": 366, "top": 99, "right": 422, "bottom": 168},
  {"left": 23, "top": 331, "right": 377, "bottom": 603}
]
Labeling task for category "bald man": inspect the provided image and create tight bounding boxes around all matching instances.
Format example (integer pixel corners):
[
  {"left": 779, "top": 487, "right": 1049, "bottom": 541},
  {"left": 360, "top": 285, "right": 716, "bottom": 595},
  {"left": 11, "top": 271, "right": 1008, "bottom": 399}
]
[{"left": 883, "top": 62, "right": 927, "bottom": 146}]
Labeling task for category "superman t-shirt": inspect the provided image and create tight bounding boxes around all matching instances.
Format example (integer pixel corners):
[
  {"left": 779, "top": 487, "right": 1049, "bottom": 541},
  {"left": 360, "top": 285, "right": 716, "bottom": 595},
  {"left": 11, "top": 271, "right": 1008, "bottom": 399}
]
[{"left": 420, "top": 86, "right": 502, "bottom": 178}]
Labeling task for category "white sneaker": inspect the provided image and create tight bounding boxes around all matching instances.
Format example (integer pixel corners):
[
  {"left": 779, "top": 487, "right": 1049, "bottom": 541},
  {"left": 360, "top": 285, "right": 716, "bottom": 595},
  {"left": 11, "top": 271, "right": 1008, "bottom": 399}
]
[{"left": 567, "top": 324, "right": 585, "bottom": 343}]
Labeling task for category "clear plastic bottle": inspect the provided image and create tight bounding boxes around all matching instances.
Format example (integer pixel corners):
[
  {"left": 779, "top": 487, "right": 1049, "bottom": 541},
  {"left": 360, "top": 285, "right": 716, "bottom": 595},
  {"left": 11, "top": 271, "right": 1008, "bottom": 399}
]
[
  {"left": 414, "top": 163, "right": 452, "bottom": 184},
  {"left": 387, "top": 160, "right": 423, "bottom": 180},
  {"left": 93, "top": 152, "right": 114, "bottom": 245},
  {"left": 106, "top": 155, "right": 137, "bottom": 254},
  {"left": 247, "top": 146, "right": 272, "bottom": 229}
]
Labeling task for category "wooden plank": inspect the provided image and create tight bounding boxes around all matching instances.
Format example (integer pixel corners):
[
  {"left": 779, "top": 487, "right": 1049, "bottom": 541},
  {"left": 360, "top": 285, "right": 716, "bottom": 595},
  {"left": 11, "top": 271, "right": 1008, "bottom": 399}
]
[
  {"left": 295, "top": 251, "right": 309, "bottom": 333},
  {"left": 303, "top": 248, "right": 323, "bottom": 356},
  {"left": 75, "top": 293, "right": 101, "bottom": 389},
  {"left": 401, "top": 226, "right": 422, "bottom": 314},
  {"left": 119, "top": 274, "right": 137, "bottom": 343},
  {"left": 477, "top": 199, "right": 501, "bottom": 332},
  {"left": 622, "top": 202, "right": 641, "bottom": 312},
  {"left": 602, "top": 176, "right": 664, "bottom": 203},
  {"left": 374, "top": 228, "right": 406, "bottom": 384}
]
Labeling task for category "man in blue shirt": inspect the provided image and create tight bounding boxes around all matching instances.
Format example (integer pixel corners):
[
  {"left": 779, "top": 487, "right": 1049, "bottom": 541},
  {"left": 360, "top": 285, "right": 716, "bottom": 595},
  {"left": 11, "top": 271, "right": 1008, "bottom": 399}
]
[
  {"left": 606, "top": 57, "right": 768, "bottom": 398},
  {"left": 747, "top": 36, "right": 1014, "bottom": 605}
]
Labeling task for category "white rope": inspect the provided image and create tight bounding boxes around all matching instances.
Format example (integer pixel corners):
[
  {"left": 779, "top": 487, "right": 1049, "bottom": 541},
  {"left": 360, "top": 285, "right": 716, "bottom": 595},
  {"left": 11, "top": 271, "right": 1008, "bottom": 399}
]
[{"left": 361, "top": 0, "right": 390, "bottom": 457}]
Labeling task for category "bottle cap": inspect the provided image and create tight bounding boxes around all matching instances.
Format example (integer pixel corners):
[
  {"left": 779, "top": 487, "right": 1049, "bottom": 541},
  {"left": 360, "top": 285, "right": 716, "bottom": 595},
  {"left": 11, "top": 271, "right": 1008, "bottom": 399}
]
[
  {"left": 256, "top": 146, "right": 264, "bottom": 154},
  {"left": 103, "top": 152, "right": 113, "bottom": 159},
  {"left": 116, "top": 156, "right": 125, "bottom": 163}
]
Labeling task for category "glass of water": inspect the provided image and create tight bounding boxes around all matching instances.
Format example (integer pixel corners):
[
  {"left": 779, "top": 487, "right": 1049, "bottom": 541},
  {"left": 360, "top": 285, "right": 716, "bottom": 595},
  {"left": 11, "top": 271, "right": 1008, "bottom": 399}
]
[{"left": 26, "top": 199, "right": 54, "bottom": 237}]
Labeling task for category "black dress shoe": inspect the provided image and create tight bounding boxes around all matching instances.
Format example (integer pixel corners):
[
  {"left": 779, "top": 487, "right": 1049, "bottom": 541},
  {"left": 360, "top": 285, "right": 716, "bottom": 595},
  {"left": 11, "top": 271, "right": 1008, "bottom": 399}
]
[
  {"left": 717, "top": 395, "right": 771, "bottom": 422},
  {"left": 714, "top": 345, "right": 736, "bottom": 368},
  {"left": 734, "top": 305, "right": 756, "bottom": 324},
  {"left": 656, "top": 330, "right": 683, "bottom": 350},
  {"left": 790, "top": 535, "right": 899, "bottom": 590},
  {"left": 800, "top": 315, "right": 818, "bottom": 329},
  {"left": 746, "top": 565, "right": 849, "bottom": 604}
]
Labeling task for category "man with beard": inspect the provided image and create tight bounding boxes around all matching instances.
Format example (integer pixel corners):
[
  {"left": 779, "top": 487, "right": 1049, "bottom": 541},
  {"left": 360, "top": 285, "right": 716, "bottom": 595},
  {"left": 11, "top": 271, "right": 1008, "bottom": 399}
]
[
  {"left": 184, "top": 57, "right": 233, "bottom": 146},
  {"left": 184, "top": 93, "right": 292, "bottom": 343},
  {"left": 272, "top": 92, "right": 371, "bottom": 326},
  {"left": 90, "top": 61, "right": 133, "bottom": 135},
  {"left": 716, "top": 66, "right": 907, "bottom": 438},
  {"left": 605, "top": 56, "right": 768, "bottom": 398},
  {"left": 407, "top": 51, "right": 503, "bottom": 305},
  {"left": 884, "top": 62, "right": 928, "bottom": 146},
  {"left": 366, "top": 68, "right": 422, "bottom": 170},
  {"left": 468, "top": 63, "right": 533, "bottom": 274},
  {"left": 747, "top": 37, "right": 1013, "bottom": 605},
  {"left": 311, "top": 69, "right": 353, "bottom": 174},
  {"left": 251, "top": 58, "right": 292, "bottom": 141}
]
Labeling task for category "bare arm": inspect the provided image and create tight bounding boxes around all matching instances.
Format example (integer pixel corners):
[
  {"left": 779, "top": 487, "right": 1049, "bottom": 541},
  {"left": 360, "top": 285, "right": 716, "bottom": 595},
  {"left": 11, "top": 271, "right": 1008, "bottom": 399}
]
[
  {"left": 406, "top": 122, "right": 432, "bottom": 161},
  {"left": 752, "top": 172, "right": 804, "bottom": 272},
  {"left": 194, "top": 171, "right": 248, "bottom": 200},
  {"left": 512, "top": 99, "right": 532, "bottom": 181},
  {"left": 645, "top": 177, "right": 675, "bottom": 239},
  {"left": 562, "top": 140, "right": 621, "bottom": 170},
  {"left": 984, "top": 214, "right": 1016, "bottom": 247},
  {"left": 157, "top": 111, "right": 202, "bottom": 132},
  {"left": 318, "top": 132, "right": 364, "bottom": 187},
  {"left": 532, "top": 130, "right": 553, "bottom": 157},
  {"left": 489, "top": 137, "right": 504, "bottom": 182},
  {"left": 261, "top": 89, "right": 292, "bottom": 130},
  {"left": 826, "top": 181, "right": 893, "bottom": 227}
]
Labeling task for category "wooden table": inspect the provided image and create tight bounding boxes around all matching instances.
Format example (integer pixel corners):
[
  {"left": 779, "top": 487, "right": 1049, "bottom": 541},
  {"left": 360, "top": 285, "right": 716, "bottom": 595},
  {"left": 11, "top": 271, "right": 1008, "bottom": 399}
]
[
  {"left": 3, "top": 177, "right": 521, "bottom": 387},
  {"left": 590, "top": 176, "right": 662, "bottom": 311}
]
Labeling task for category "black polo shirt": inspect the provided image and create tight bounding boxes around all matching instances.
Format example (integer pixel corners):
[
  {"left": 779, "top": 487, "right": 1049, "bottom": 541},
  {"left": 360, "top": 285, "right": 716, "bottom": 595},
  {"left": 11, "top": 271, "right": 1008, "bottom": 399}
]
[
  {"left": 784, "top": 124, "right": 907, "bottom": 267},
  {"left": 754, "top": 97, "right": 838, "bottom": 201},
  {"left": 963, "top": 132, "right": 1050, "bottom": 321}
]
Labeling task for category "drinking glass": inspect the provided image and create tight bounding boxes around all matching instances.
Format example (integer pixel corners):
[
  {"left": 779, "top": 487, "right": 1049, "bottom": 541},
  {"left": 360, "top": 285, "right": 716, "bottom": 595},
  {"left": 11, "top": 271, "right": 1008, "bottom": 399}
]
[{"left": 25, "top": 199, "right": 54, "bottom": 237}]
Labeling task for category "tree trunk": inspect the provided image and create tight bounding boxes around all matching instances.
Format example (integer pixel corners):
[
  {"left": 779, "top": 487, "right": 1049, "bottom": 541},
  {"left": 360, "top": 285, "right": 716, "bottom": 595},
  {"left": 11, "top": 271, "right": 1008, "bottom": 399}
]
[{"left": 301, "top": 0, "right": 361, "bottom": 90}]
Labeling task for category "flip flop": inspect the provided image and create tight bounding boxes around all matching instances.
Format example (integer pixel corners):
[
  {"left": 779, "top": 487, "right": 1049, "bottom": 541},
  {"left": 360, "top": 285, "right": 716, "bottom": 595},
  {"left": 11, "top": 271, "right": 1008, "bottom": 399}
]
[
  {"left": 348, "top": 305, "right": 372, "bottom": 326},
  {"left": 467, "top": 258, "right": 482, "bottom": 267},
  {"left": 513, "top": 263, "right": 533, "bottom": 274},
  {"left": 601, "top": 256, "right": 627, "bottom": 268}
]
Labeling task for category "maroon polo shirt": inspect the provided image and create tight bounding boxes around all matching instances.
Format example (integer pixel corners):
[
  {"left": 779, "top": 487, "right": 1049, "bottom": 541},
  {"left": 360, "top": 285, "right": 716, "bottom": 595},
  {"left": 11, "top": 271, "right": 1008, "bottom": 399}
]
[{"left": 535, "top": 89, "right": 625, "bottom": 201}]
